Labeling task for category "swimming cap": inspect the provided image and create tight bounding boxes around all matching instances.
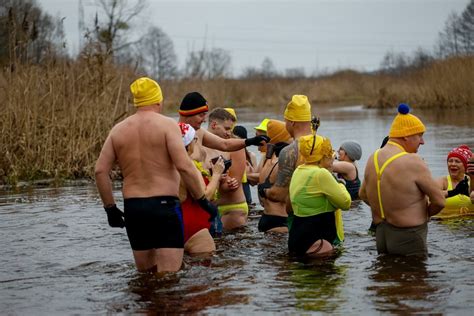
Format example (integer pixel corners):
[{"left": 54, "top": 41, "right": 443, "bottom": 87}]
[
  {"left": 340, "top": 141, "right": 362, "bottom": 161},
  {"left": 299, "top": 134, "right": 332, "bottom": 163}
]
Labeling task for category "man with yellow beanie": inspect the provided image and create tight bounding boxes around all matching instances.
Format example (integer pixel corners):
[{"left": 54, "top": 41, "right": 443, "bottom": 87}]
[
  {"left": 359, "top": 104, "right": 445, "bottom": 256},
  {"left": 261, "top": 95, "right": 316, "bottom": 205},
  {"left": 95, "top": 77, "right": 216, "bottom": 273}
]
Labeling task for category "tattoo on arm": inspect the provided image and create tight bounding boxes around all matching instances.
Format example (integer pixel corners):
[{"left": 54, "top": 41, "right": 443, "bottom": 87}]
[{"left": 274, "top": 145, "right": 297, "bottom": 188}]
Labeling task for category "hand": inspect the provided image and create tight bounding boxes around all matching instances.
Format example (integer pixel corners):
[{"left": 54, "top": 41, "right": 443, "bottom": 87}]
[
  {"left": 447, "top": 177, "right": 470, "bottom": 197},
  {"left": 211, "top": 156, "right": 225, "bottom": 176},
  {"left": 245, "top": 135, "right": 270, "bottom": 147},
  {"left": 467, "top": 159, "right": 474, "bottom": 176},
  {"left": 104, "top": 204, "right": 125, "bottom": 228},
  {"left": 224, "top": 175, "right": 240, "bottom": 190},
  {"left": 197, "top": 196, "right": 218, "bottom": 222}
]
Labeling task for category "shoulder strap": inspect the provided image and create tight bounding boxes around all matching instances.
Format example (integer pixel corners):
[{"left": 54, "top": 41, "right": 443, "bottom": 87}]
[
  {"left": 264, "top": 161, "right": 279, "bottom": 184},
  {"left": 374, "top": 149, "right": 408, "bottom": 219}
]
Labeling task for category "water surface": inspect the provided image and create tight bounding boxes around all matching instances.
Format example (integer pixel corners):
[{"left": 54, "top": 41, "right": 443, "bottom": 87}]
[{"left": 1, "top": 105, "right": 473, "bottom": 314}]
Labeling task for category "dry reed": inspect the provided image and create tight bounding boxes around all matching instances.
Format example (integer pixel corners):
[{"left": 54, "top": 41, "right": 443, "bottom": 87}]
[{"left": 0, "top": 56, "right": 472, "bottom": 185}]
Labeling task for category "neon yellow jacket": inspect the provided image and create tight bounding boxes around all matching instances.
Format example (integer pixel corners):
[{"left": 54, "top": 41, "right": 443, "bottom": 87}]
[{"left": 290, "top": 164, "right": 352, "bottom": 217}]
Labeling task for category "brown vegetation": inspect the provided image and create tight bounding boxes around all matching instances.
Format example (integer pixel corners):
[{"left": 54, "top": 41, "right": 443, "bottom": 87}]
[{"left": 0, "top": 56, "right": 473, "bottom": 185}]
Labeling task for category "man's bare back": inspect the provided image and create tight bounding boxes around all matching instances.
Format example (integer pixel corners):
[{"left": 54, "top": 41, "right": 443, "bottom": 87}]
[{"left": 360, "top": 142, "right": 443, "bottom": 227}]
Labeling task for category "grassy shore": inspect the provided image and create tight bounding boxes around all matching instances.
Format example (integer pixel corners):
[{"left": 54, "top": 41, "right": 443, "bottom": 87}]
[{"left": 0, "top": 56, "right": 472, "bottom": 185}]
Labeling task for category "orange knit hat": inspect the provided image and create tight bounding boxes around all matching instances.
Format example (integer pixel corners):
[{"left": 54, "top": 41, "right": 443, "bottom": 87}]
[
  {"left": 266, "top": 119, "right": 292, "bottom": 144},
  {"left": 388, "top": 104, "right": 426, "bottom": 138}
]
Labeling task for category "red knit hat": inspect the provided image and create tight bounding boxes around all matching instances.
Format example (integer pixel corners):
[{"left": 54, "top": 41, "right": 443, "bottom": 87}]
[{"left": 447, "top": 145, "right": 472, "bottom": 170}]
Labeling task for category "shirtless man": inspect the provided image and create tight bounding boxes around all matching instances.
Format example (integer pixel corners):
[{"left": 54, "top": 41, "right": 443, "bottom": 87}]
[
  {"left": 177, "top": 91, "right": 269, "bottom": 164},
  {"left": 95, "top": 77, "right": 215, "bottom": 272},
  {"left": 260, "top": 95, "right": 317, "bottom": 208},
  {"left": 359, "top": 104, "right": 445, "bottom": 256},
  {"left": 203, "top": 108, "right": 248, "bottom": 230}
]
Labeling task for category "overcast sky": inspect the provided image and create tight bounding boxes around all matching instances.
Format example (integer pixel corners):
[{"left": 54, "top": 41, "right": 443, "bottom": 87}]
[{"left": 38, "top": 0, "right": 470, "bottom": 76}]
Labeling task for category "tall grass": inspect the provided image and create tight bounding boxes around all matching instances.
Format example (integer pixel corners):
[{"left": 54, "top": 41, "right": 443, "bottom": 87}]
[
  {"left": 0, "top": 59, "right": 136, "bottom": 184},
  {"left": 0, "top": 56, "right": 472, "bottom": 185}
]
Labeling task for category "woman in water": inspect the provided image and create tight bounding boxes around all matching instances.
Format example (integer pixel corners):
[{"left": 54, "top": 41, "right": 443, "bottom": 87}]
[
  {"left": 288, "top": 135, "right": 351, "bottom": 257},
  {"left": 433, "top": 145, "right": 474, "bottom": 219},
  {"left": 332, "top": 140, "right": 362, "bottom": 200},
  {"left": 178, "top": 122, "right": 224, "bottom": 253}
]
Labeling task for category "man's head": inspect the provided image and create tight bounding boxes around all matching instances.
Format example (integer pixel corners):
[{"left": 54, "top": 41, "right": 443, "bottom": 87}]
[
  {"left": 130, "top": 77, "right": 163, "bottom": 108},
  {"left": 178, "top": 92, "right": 209, "bottom": 130},
  {"left": 284, "top": 95, "right": 312, "bottom": 137},
  {"left": 208, "top": 108, "right": 236, "bottom": 139},
  {"left": 389, "top": 103, "right": 426, "bottom": 153}
]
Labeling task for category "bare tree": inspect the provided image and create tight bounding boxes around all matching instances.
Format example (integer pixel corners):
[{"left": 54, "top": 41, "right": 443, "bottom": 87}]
[
  {"left": 0, "top": 0, "right": 66, "bottom": 67},
  {"left": 261, "top": 57, "right": 277, "bottom": 78},
  {"left": 436, "top": 13, "right": 462, "bottom": 58},
  {"left": 458, "top": 0, "right": 474, "bottom": 54},
  {"left": 205, "top": 48, "right": 231, "bottom": 79},
  {"left": 184, "top": 48, "right": 232, "bottom": 79},
  {"left": 285, "top": 67, "right": 305, "bottom": 79},
  {"left": 91, "top": 0, "right": 146, "bottom": 58},
  {"left": 139, "top": 26, "right": 177, "bottom": 80}
]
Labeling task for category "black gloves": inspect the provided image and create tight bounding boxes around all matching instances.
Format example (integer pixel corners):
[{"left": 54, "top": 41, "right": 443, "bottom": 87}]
[
  {"left": 447, "top": 177, "right": 470, "bottom": 197},
  {"left": 245, "top": 135, "right": 270, "bottom": 147},
  {"left": 104, "top": 204, "right": 125, "bottom": 228},
  {"left": 197, "top": 196, "right": 218, "bottom": 222}
]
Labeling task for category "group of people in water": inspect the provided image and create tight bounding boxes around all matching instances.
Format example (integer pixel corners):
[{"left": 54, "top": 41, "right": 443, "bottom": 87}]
[{"left": 95, "top": 76, "right": 474, "bottom": 273}]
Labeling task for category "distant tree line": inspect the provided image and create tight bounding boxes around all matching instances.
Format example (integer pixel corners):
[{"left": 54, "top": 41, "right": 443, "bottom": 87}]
[
  {"left": 1, "top": 0, "right": 473, "bottom": 79},
  {"left": 379, "top": 0, "right": 473, "bottom": 75}
]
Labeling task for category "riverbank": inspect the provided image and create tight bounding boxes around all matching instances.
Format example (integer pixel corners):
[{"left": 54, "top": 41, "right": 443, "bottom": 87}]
[{"left": 0, "top": 56, "right": 472, "bottom": 184}]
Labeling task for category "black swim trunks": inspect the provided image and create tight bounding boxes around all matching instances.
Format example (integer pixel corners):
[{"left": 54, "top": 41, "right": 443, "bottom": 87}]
[
  {"left": 124, "top": 196, "right": 184, "bottom": 251},
  {"left": 288, "top": 211, "right": 337, "bottom": 256},
  {"left": 258, "top": 213, "right": 288, "bottom": 232}
]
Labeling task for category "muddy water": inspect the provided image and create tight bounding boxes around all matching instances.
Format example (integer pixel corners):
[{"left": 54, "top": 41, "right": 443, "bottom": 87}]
[{"left": 1, "top": 105, "right": 473, "bottom": 314}]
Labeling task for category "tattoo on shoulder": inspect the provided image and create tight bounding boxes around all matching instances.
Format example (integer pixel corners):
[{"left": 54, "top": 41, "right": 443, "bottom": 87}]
[{"left": 274, "top": 144, "right": 297, "bottom": 187}]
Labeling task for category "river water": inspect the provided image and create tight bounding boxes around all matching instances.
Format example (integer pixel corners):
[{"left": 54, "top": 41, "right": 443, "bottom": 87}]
[{"left": 1, "top": 105, "right": 473, "bottom": 314}]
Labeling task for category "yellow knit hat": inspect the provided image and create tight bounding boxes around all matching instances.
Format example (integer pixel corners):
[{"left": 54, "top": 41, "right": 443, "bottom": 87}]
[
  {"left": 266, "top": 119, "right": 292, "bottom": 144},
  {"left": 389, "top": 104, "right": 426, "bottom": 138},
  {"left": 299, "top": 134, "right": 332, "bottom": 163},
  {"left": 130, "top": 77, "right": 163, "bottom": 107},
  {"left": 284, "top": 95, "right": 311, "bottom": 122}
]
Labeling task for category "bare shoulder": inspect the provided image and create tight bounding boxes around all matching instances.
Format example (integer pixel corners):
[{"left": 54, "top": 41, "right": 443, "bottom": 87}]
[{"left": 274, "top": 143, "right": 297, "bottom": 187}]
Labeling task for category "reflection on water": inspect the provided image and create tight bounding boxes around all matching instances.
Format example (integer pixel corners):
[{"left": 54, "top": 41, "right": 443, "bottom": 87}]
[
  {"left": 1, "top": 105, "right": 473, "bottom": 314},
  {"left": 367, "top": 255, "right": 437, "bottom": 314},
  {"left": 289, "top": 257, "right": 347, "bottom": 312}
]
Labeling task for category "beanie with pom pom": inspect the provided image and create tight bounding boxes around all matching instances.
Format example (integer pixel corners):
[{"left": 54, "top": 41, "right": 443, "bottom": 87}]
[{"left": 388, "top": 103, "right": 426, "bottom": 138}]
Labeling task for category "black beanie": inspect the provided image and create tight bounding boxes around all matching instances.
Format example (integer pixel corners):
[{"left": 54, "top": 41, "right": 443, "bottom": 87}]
[
  {"left": 178, "top": 92, "right": 209, "bottom": 116},
  {"left": 233, "top": 125, "right": 248, "bottom": 139}
]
